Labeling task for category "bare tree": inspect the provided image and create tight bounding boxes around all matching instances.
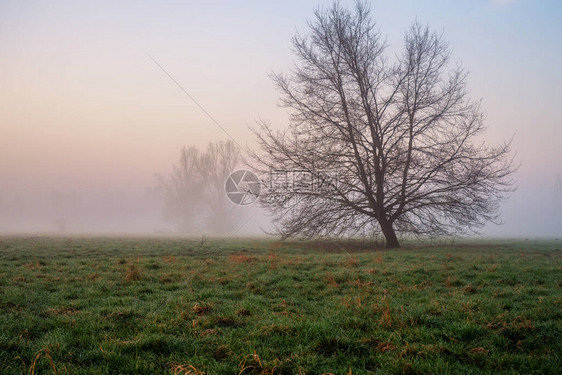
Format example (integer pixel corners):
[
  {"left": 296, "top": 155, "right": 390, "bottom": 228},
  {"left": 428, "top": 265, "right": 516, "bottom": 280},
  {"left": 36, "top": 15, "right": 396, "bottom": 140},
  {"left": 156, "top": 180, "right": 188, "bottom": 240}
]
[
  {"left": 250, "top": 2, "right": 515, "bottom": 248},
  {"left": 158, "top": 140, "right": 241, "bottom": 234},
  {"left": 159, "top": 146, "right": 204, "bottom": 232},
  {"left": 199, "top": 140, "right": 241, "bottom": 233}
]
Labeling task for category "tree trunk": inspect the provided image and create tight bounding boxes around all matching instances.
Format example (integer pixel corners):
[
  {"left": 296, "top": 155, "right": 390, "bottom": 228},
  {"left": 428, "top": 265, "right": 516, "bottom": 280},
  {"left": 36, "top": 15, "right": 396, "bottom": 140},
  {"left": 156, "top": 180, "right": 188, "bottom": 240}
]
[{"left": 379, "top": 219, "right": 400, "bottom": 249}]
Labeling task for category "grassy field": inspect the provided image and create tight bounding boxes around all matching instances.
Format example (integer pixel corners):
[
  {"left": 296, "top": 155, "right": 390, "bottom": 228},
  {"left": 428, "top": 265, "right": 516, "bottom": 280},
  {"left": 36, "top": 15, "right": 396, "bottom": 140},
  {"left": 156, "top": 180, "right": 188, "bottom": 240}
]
[{"left": 0, "top": 236, "right": 560, "bottom": 374}]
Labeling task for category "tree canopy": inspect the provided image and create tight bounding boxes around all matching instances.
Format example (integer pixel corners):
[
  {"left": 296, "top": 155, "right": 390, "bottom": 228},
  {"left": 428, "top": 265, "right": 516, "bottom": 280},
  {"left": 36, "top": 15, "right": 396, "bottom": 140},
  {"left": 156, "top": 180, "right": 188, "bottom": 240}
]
[{"left": 251, "top": 1, "right": 515, "bottom": 248}]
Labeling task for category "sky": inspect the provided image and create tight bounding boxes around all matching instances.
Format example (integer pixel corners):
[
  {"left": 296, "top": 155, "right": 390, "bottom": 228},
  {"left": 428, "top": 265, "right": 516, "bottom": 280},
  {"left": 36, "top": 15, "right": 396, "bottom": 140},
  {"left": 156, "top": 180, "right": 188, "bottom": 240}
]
[{"left": 0, "top": 0, "right": 561, "bottom": 236}]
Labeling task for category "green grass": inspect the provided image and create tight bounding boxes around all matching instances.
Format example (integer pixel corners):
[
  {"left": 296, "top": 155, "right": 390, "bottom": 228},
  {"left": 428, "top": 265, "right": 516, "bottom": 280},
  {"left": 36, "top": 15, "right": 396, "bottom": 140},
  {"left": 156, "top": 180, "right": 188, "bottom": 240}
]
[{"left": 0, "top": 236, "right": 560, "bottom": 374}]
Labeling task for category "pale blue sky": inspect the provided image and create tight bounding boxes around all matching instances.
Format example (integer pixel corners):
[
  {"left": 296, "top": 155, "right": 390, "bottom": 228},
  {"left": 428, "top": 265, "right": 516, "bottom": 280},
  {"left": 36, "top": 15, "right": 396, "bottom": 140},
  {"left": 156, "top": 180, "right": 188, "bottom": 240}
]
[{"left": 1, "top": 0, "right": 561, "bottom": 236}]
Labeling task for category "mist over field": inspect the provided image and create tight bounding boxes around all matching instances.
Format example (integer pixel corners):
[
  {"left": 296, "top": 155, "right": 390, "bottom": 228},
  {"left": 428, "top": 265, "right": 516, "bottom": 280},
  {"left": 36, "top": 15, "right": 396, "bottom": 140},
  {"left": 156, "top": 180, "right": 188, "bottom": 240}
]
[
  {"left": 1, "top": 0, "right": 561, "bottom": 238},
  {"left": 0, "top": 187, "right": 271, "bottom": 236},
  {"left": 0, "top": 178, "right": 559, "bottom": 237}
]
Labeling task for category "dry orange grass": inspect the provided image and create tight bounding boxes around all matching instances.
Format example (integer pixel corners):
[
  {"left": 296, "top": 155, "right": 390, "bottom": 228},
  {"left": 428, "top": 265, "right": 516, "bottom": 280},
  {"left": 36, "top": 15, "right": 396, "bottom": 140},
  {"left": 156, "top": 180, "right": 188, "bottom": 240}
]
[
  {"left": 238, "top": 351, "right": 270, "bottom": 375},
  {"left": 325, "top": 273, "right": 338, "bottom": 288},
  {"left": 192, "top": 303, "right": 213, "bottom": 316},
  {"left": 29, "top": 348, "right": 59, "bottom": 375},
  {"left": 171, "top": 364, "right": 205, "bottom": 375},
  {"left": 228, "top": 254, "right": 258, "bottom": 263},
  {"left": 163, "top": 255, "right": 178, "bottom": 263},
  {"left": 45, "top": 306, "right": 79, "bottom": 316},
  {"left": 344, "top": 256, "right": 359, "bottom": 267},
  {"left": 267, "top": 252, "right": 279, "bottom": 270},
  {"left": 342, "top": 295, "right": 363, "bottom": 309},
  {"left": 379, "top": 305, "right": 393, "bottom": 328},
  {"left": 124, "top": 262, "right": 142, "bottom": 282}
]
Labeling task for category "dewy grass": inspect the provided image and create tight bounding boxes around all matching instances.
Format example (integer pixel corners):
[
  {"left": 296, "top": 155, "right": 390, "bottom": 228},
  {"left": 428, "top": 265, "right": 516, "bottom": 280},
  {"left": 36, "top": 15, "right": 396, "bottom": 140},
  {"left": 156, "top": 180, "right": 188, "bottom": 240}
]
[{"left": 0, "top": 236, "right": 560, "bottom": 374}]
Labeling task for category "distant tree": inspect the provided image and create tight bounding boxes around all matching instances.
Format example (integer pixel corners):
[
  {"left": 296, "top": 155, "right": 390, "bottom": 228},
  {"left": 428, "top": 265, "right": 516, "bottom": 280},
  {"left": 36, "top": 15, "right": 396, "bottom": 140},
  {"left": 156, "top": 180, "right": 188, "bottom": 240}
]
[
  {"left": 250, "top": 2, "right": 515, "bottom": 248},
  {"left": 158, "top": 140, "right": 241, "bottom": 234},
  {"left": 159, "top": 146, "right": 204, "bottom": 232},
  {"left": 199, "top": 140, "right": 241, "bottom": 232}
]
